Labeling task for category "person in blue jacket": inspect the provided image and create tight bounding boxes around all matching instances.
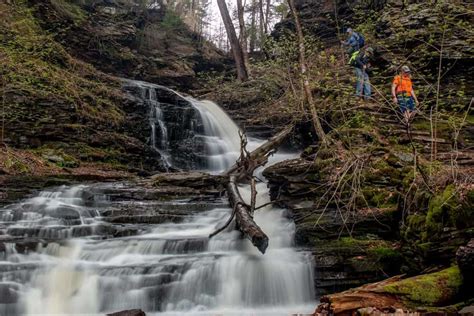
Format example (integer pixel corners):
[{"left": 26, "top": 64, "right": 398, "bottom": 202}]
[{"left": 341, "top": 28, "right": 362, "bottom": 54}]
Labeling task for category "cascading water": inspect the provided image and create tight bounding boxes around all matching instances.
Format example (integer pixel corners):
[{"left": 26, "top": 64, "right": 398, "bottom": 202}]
[
  {"left": 184, "top": 97, "right": 241, "bottom": 174},
  {"left": 147, "top": 85, "right": 171, "bottom": 167},
  {"left": 0, "top": 84, "right": 316, "bottom": 316},
  {"left": 124, "top": 80, "right": 241, "bottom": 173}
]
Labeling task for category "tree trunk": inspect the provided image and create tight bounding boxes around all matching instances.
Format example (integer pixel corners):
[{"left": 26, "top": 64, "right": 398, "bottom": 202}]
[
  {"left": 216, "top": 0, "right": 249, "bottom": 81},
  {"left": 258, "top": 0, "right": 265, "bottom": 47},
  {"left": 287, "top": 0, "right": 329, "bottom": 145},
  {"left": 264, "top": 0, "right": 270, "bottom": 34},
  {"left": 236, "top": 0, "right": 251, "bottom": 75},
  {"left": 249, "top": 0, "right": 257, "bottom": 53}
]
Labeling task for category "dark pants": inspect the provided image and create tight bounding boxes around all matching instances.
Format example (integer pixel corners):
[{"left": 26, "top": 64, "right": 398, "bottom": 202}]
[{"left": 397, "top": 95, "right": 415, "bottom": 113}]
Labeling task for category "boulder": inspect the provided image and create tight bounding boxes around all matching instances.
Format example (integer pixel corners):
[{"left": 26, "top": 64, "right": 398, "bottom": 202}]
[{"left": 456, "top": 239, "right": 474, "bottom": 284}]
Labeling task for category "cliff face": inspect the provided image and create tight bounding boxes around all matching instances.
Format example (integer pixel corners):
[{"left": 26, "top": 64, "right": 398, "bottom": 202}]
[{"left": 29, "top": 0, "right": 230, "bottom": 90}]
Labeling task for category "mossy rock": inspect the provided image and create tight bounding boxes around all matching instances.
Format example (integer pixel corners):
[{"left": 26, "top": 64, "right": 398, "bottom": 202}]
[{"left": 424, "top": 185, "right": 474, "bottom": 240}]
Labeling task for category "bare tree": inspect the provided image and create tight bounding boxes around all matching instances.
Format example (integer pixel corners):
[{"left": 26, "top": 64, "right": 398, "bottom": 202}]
[
  {"left": 249, "top": 0, "right": 257, "bottom": 53},
  {"left": 216, "top": 0, "right": 249, "bottom": 81},
  {"left": 287, "top": 0, "right": 328, "bottom": 145},
  {"left": 236, "top": 0, "right": 251, "bottom": 74},
  {"left": 259, "top": 0, "right": 265, "bottom": 42},
  {"left": 264, "top": 0, "right": 270, "bottom": 34}
]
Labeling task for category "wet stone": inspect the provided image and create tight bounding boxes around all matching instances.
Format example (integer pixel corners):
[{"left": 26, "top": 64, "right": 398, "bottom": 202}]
[
  {"left": 0, "top": 282, "right": 20, "bottom": 304},
  {"left": 106, "top": 309, "right": 146, "bottom": 316}
]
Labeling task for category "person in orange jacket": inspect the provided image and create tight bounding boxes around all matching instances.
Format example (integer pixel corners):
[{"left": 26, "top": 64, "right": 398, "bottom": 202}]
[{"left": 392, "top": 65, "right": 419, "bottom": 122}]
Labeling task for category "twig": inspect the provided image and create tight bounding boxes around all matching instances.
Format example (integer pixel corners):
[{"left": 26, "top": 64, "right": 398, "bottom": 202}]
[{"left": 209, "top": 204, "right": 237, "bottom": 238}]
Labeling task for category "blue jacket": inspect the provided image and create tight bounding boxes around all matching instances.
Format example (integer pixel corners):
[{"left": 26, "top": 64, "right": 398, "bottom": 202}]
[{"left": 344, "top": 33, "right": 360, "bottom": 50}]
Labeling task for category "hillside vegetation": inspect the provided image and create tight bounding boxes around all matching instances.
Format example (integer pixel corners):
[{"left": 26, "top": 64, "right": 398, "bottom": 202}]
[{"left": 204, "top": 0, "right": 473, "bottom": 310}]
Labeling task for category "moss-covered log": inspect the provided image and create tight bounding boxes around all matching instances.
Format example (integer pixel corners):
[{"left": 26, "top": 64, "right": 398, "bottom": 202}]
[{"left": 315, "top": 266, "right": 464, "bottom": 315}]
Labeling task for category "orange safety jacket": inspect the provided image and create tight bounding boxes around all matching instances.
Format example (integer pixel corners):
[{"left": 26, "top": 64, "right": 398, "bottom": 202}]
[{"left": 393, "top": 75, "right": 413, "bottom": 96}]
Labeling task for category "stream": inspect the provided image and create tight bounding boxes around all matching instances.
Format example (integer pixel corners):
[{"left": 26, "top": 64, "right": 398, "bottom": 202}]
[{"left": 0, "top": 81, "right": 316, "bottom": 315}]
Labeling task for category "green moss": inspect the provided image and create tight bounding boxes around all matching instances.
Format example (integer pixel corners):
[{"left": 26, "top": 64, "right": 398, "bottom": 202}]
[
  {"left": 369, "top": 188, "right": 398, "bottom": 208},
  {"left": 383, "top": 266, "right": 463, "bottom": 306},
  {"left": 346, "top": 111, "right": 375, "bottom": 129},
  {"left": 324, "top": 237, "right": 391, "bottom": 250},
  {"left": 369, "top": 246, "right": 402, "bottom": 262},
  {"left": 160, "top": 10, "right": 186, "bottom": 31},
  {"left": 425, "top": 185, "right": 461, "bottom": 237},
  {"left": 0, "top": 1, "right": 124, "bottom": 125},
  {"left": 364, "top": 157, "right": 403, "bottom": 186},
  {"left": 411, "top": 120, "right": 451, "bottom": 135},
  {"left": 50, "top": 0, "right": 86, "bottom": 24}
]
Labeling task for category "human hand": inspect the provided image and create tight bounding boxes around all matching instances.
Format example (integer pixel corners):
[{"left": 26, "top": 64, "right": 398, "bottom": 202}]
[
  {"left": 392, "top": 97, "right": 398, "bottom": 104},
  {"left": 415, "top": 99, "right": 420, "bottom": 106}
]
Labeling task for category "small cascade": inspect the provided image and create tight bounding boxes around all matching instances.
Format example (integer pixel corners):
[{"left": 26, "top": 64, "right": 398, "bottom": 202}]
[
  {"left": 149, "top": 97, "right": 171, "bottom": 167},
  {"left": 0, "top": 159, "right": 316, "bottom": 316}
]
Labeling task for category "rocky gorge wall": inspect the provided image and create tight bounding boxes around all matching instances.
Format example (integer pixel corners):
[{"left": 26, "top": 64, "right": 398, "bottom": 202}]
[{"left": 29, "top": 0, "right": 230, "bottom": 90}]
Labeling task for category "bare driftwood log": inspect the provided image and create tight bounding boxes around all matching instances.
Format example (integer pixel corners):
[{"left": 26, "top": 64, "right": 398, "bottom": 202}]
[
  {"left": 210, "top": 125, "right": 294, "bottom": 254},
  {"left": 227, "top": 174, "right": 268, "bottom": 253}
]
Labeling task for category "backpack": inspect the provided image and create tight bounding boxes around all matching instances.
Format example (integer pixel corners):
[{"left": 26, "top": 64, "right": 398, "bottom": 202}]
[
  {"left": 354, "top": 32, "right": 365, "bottom": 48},
  {"left": 348, "top": 50, "right": 360, "bottom": 66}
]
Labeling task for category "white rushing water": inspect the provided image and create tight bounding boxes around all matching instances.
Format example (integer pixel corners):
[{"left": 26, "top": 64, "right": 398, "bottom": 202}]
[
  {"left": 125, "top": 80, "right": 241, "bottom": 173},
  {"left": 147, "top": 86, "right": 171, "bottom": 167},
  {"left": 185, "top": 97, "right": 241, "bottom": 174},
  {"left": 0, "top": 85, "right": 315, "bottom": 315}
]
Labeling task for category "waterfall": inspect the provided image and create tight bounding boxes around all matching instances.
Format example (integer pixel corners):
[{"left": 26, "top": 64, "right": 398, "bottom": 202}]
[
  {"left": 185, "top": 97, "right": 241, "bottom": 173},
  {"left": 0, "top": 83, "right": 316, "bottom": 316},
  {"left": 123, "top": 80, "right": 241, "bottom": 173}
]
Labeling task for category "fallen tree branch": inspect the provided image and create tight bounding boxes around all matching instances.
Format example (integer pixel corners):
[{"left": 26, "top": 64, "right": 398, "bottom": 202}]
[
  {"left": 225, "top": 124, "right": 295, "bottom": 177},
  {"left": 227, "top": 174, "right": 268, "bottom": 253},
  {"left": 210, "top": 124, "right": 294, "bottom": 254}
]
